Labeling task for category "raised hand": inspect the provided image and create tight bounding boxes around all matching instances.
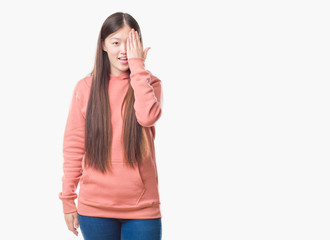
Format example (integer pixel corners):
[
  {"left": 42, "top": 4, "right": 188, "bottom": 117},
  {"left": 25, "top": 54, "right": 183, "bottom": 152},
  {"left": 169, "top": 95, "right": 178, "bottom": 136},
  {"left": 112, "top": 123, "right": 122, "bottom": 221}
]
[{"left": 126, "top": 28, "right": 151, "bottom": 61}]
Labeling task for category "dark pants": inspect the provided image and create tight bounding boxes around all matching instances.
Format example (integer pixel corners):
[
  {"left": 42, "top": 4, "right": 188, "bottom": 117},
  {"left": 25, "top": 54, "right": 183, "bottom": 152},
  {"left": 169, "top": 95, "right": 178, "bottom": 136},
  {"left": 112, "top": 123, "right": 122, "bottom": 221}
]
[{"left": 77, "top": 213, "right": 162, "bottom": 240}]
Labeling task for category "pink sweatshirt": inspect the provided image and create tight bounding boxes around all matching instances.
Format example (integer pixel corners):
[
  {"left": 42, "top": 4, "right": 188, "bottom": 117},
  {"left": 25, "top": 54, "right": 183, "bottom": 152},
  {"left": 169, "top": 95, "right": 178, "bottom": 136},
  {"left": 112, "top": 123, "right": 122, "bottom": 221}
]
[{"left": 58, "top": 57, "right": 163, "bottom": 219}]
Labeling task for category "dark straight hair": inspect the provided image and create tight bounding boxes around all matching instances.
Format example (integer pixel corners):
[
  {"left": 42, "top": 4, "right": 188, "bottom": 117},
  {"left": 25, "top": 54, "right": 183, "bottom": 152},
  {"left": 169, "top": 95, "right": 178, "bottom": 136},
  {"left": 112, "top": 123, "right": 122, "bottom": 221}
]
[{"left": 84, "top": 12, "right": 151, "bottom": 174}]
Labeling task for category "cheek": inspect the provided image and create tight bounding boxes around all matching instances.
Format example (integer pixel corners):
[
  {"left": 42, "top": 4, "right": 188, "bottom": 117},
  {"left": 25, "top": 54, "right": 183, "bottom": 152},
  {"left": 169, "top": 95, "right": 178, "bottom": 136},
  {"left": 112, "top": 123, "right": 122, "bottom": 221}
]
[{"left": 108, "top": 48, "right": 119, "bottom": 59}]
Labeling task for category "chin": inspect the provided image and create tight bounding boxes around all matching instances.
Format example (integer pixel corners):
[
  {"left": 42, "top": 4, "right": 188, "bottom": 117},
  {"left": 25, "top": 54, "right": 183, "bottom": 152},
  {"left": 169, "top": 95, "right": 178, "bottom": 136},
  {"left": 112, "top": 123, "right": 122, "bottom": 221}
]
[{"left": 121, "top": 66, "right": 129, "bottom": 71}]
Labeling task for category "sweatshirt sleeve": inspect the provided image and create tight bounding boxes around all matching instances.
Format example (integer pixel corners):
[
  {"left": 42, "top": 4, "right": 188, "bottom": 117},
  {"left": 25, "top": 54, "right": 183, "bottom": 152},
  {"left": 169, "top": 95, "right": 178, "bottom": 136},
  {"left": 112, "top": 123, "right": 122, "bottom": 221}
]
[
  {"left": 128, "top": 57, "right": 163, "bottom": 127},
  {"left": 58, "top": 82, "right": 85, "bottom": 214}
]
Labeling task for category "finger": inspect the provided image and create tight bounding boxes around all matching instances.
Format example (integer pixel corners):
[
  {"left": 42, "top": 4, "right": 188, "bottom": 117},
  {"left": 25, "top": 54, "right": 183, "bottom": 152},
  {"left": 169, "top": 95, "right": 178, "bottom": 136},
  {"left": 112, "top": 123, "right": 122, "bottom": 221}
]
[
  {"left": 135, "top": 31, "right": 141, "bottom": 48},
  {"left": 129, "top": 30, "right": 133, "bottom": 50},
  {"left": 67, "top": 215, "right": 79, "bottom": 236},
  {"left": 74, "top": 215, "right": 79, "bottom": 229},
  {"left": 144, "top": 47, "right": 151, "bottom": 59},
  {"left": 126, "top": 34, "right": 130, "bottom": 54},
  {"left": 131, "top": 29, "right": 136, "bottom": 48}
]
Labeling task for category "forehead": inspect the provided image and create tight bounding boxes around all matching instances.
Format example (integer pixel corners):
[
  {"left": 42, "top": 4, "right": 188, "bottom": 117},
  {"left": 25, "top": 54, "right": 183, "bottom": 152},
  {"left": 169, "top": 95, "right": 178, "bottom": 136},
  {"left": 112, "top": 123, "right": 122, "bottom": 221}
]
[{"left": 108, "top": 26, "right": 132, "bottom": 40}]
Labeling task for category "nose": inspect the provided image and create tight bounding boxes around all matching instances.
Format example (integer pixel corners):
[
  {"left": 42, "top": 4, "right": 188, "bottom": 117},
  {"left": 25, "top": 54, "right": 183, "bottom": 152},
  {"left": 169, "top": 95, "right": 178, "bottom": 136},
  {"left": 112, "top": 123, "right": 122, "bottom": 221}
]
[{"left": 120, "top": 42, "right": 127, "bottom": 55}]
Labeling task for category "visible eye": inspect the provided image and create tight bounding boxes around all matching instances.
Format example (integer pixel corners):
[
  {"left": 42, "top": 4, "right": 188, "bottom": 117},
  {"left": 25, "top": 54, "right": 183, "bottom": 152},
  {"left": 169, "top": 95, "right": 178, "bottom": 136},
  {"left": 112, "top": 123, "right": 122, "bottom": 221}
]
[{"left": 113, "top": 42, "right": 119, "bottom": 45}]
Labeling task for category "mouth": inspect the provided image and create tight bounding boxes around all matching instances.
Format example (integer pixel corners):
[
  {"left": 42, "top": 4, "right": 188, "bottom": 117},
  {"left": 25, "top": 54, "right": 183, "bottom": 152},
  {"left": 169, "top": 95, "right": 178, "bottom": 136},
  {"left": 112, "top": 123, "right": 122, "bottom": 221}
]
[{"left": 118, "top": 57, "right": 128, "bottom": 64}]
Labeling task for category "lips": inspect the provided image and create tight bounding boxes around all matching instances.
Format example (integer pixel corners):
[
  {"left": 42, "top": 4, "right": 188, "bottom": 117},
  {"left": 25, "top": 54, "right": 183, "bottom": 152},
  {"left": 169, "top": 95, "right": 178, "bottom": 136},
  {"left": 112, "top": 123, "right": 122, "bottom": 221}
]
[{"left": 118, "top": 57, "right": 128, "bottom": 65}]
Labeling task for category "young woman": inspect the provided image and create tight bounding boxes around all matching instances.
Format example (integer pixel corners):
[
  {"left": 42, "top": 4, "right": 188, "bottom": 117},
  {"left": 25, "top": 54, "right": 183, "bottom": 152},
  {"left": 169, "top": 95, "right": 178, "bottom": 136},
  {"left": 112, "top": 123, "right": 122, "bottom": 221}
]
[{"left": 58, "top": 12, "right": 163, "bottom": 240}]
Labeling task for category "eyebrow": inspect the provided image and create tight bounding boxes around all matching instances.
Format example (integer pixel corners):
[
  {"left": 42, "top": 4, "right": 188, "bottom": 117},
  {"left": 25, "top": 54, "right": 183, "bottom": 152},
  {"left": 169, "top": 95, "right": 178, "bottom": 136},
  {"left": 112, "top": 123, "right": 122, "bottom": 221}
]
[{"left": 110, "top": 37, "right": 123, "bottom": 40}]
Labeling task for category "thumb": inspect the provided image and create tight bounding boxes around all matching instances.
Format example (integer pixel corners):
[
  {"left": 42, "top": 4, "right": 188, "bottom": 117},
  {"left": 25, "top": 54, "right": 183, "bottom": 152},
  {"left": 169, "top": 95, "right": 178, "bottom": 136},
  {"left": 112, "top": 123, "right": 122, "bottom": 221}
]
[
  {"left": 74, "top": 215, "right": 79, "bottom": 229},
  {"left": 144, "top": 47, "right": 151, "bottom": 60}
]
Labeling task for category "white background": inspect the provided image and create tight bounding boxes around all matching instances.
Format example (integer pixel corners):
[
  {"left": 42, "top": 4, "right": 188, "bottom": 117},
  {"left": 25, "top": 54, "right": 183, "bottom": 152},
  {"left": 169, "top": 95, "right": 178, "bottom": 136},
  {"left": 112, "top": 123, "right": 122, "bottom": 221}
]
[{"left": 0, "top": 0, "right": 329, "bottom": 239}]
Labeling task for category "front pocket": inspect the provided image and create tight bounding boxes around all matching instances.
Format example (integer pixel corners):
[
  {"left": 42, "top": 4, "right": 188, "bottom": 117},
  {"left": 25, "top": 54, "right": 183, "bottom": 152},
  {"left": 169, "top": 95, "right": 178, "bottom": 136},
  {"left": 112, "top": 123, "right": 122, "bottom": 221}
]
[{"left": 80, "top": 162, "right": 146, "bottom": 207}]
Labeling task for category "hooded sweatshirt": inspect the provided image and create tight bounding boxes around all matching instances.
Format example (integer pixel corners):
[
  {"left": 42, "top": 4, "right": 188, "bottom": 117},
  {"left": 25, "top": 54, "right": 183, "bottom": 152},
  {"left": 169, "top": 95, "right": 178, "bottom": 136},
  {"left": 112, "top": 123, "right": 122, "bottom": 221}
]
[{"left": 58, "top": 57, "right": 163, "bottom": 219}]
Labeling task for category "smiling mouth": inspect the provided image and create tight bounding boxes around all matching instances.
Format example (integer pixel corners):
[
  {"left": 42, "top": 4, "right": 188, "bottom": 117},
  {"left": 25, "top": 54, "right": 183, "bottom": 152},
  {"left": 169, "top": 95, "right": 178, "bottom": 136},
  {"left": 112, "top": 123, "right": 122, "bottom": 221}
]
[{"left": 118, "top": 58, "right": 128, "bottom": 64}]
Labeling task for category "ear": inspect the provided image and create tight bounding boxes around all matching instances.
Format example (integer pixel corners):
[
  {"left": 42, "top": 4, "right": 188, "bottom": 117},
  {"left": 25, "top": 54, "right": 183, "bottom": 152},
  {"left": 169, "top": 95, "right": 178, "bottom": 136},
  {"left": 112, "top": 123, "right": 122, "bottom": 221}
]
[{"left": 102, "top": 41, "right": 106, "bottom": 52}]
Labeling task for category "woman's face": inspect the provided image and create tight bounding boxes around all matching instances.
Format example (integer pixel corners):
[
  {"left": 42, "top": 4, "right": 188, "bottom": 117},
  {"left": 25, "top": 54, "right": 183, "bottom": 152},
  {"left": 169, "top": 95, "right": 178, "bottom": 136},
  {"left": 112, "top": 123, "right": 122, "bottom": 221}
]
[{"left": 102, "top": 25, "right": 133, "bottom": 76}]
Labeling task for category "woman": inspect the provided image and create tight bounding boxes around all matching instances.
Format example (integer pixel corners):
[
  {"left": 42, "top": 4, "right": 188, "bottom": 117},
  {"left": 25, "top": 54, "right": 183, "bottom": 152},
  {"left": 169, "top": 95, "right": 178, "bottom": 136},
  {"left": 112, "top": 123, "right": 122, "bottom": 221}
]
[{"left": 58, "top": 12, "right": 163, "bottom": 240}]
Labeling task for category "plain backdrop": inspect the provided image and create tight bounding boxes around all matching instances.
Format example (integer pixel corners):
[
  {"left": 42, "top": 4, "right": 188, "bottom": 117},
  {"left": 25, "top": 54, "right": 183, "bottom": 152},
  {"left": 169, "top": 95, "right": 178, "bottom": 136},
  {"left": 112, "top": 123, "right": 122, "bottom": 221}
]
[{"left": 0, "top": 0, "right": 329, "bottom": 239}]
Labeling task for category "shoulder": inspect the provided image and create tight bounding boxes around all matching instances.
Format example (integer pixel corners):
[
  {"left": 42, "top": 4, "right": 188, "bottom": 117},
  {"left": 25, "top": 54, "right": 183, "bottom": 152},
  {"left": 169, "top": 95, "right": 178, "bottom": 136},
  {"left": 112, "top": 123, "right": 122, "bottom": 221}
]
[
  {"left": 71, "top": 75, "right": 93, "bottom": 117},
  {"left": 146, "top": 70, "right": 162, "bottom": 86},
  {"left": 76, "top": 75, "right": 92, "bottom": 89},
  {"left": 71, "top": 75, "right": 93, "bottom": 105},
  {"left": 74, "top": 75, "right": 92, "bottom": 94}
]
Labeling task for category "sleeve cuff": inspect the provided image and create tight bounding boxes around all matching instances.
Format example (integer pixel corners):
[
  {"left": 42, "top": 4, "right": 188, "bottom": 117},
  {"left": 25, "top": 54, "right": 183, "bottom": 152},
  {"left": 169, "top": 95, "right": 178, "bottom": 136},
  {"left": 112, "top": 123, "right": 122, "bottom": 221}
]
[
  {"left": 61, "top": 198, "right": 77, "bottom": 214},
  {"left": 128, "top": 57, "right": 146, "bottom": 75}
]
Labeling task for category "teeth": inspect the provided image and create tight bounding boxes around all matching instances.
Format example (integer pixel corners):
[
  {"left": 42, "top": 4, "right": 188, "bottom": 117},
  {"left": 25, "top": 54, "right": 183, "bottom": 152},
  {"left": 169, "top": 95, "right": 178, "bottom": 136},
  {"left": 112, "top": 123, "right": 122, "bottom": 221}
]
[{"left": 119, "top": 58, "right": 127, "bottom": 60}]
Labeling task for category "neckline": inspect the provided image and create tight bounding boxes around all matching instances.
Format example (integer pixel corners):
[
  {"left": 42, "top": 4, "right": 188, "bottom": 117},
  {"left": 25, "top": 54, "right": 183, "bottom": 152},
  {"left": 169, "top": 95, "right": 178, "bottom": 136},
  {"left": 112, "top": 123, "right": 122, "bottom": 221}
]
[{"left": 109, "top": 71, "right": 130, "bottom": 80}]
